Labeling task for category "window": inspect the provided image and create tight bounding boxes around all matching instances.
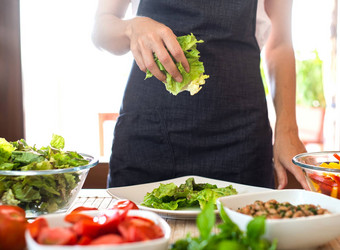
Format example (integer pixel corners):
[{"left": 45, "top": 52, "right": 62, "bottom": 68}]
[{"left": 20, "top": 0, "right": 134, "bottom": 161}]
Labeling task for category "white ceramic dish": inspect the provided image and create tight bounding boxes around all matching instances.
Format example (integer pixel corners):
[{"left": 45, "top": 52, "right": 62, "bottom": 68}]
[
  {"left": 217, "top": 189, "right": 340, "bottom": 249},
  {"left": 107, "top": 175, "right": 271, "bottom": 219},
  {"left": 25, "top": 209, "right": 171, "bottom": 250}
]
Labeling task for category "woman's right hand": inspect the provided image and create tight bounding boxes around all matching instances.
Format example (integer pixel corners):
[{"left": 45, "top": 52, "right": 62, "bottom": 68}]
[{"left": 126, "top": 17, "right": 189, "bottom": 82}]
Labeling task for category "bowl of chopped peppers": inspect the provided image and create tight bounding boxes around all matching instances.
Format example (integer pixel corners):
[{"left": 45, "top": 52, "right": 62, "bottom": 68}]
[{"left": 292, "top": 151, "right": 340, "bottom": 198}]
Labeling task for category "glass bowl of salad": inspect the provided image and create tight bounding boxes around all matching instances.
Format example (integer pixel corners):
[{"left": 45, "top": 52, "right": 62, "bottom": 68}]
[
  {"left": 0, "top": 135, "right": 98, "bottom": 218},
  {"left": 292, "top": 151, "right": 340, "bottom": 198}
]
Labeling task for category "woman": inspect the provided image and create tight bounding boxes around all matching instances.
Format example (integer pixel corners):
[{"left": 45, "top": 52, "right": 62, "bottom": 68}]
[{"left": 92, "top": 0, "right": 309, "bottom": 189}]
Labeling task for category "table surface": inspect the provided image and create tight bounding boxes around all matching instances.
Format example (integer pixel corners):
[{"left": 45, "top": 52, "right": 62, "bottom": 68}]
[{"left": 69, "top": 189, "right": 339, "bottom": 250}]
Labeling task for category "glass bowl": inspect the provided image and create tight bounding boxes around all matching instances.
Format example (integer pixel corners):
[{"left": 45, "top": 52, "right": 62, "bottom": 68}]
[
  {"left": 0, "top": 154, "right": 98, "bottom": 218},
  {"left": 292, "top": 151, "right": 340, "bottom": 198}
]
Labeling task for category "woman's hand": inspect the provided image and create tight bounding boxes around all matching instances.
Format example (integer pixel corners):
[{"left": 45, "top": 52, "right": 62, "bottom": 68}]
[
  {"left": 126, "top": 17, "right": 189, "bottom": 82},
  {"left": 93, "top": 0, "right": 189, "bottom": 82},
  {"left": 273, "top": 128, "right": 309, "bottom": 190}
]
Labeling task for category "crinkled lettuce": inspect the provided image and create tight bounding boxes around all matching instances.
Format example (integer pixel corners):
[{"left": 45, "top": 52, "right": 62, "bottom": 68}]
[
  {"left": 141, "top": 177, "right": 237, "bottom": 210},
  {"left": 145, "top": 33, "right": 209, "bottom": 96},
  {"left": 0, "top": 134, "right": 89, "bottom": 214}
]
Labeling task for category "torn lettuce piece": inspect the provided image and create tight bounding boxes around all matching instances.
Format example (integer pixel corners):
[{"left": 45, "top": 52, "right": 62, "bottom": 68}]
[{"left": 145, "top": 33, "right": 209, "bottom": 96}]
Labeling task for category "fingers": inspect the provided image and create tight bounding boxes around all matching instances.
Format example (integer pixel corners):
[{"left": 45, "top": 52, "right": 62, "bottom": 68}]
[
  {"left": 289, "top": 165, "right": 310, "bottom": 190},
  {"left": 129, "top": 18, "right": 188, "bottom": 82},
  {"left": 274, "top": 162, "right": 288, "bottom": 189},
  {"left": 162, "top": 31, "right": 190, "bottom": 73},
  {"left": 153, "top": 42, "right": 183, "bottom": 82}
]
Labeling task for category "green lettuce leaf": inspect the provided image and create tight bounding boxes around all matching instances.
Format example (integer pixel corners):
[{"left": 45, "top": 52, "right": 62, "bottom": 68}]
[
  {"left": 0, "top": 138, "right": 16, "bottom": 164},
  {"left": 145, "top": 33, "right": 209, "bottom": 96},
  {"left": 50, "top": 134, "right": 65, "bottom": 149}
]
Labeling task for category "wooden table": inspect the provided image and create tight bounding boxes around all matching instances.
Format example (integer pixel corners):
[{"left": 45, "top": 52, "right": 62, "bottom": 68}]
[{"left": 69, "top": 189, "right": 340, "bottom": 250}]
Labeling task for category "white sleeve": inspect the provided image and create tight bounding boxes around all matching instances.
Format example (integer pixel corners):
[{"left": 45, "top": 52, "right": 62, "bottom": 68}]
[{"left": 256, "top": 0, "right": 272, "bottom": 50}]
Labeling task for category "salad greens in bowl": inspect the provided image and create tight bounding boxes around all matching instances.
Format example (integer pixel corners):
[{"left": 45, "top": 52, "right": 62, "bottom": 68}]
[{"left": 0, "top": 134, "right": 98, "bottom": 218}]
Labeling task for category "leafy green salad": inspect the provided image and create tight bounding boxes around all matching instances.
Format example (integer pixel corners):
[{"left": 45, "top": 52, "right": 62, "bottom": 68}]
[
  {"left": 145, "top": 33, "right": 209, "bottom": 96},
  {"left": 0, "top": 134, "right": 89, "bottom": 214},
  {"left": 171, "top": 202, "right": 277, "bottom": 250},
  {"left": 141, "top": 177, "right": 237, "bottom": 210}
]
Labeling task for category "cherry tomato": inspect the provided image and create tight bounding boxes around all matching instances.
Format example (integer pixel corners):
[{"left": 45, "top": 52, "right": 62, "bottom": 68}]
[
  {"left": 89, "top": 234, "right": 124, "bottom": 245},
  {"left": 0, "top": 205, "right": 28, "bottom": 250},
  {"left": 37, "top": 227, "right": 77, "bottom": 245},
  {"left": 111, "top": 200, "right": 139, "bottom": 210}
]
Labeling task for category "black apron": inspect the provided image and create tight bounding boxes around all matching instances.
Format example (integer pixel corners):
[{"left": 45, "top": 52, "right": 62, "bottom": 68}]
[{"left": 108, "top": 0, "right": 274, "bottom": 188}]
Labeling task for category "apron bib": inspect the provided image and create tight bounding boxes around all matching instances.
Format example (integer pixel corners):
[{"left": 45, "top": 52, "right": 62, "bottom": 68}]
[{"left": 108, "top": 0, "right": 274, "bottom": 188}]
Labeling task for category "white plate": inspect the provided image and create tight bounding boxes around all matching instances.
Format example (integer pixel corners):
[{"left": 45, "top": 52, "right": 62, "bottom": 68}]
[
  {"left": 217, "top": 189, "right": 340, "bottom": 249},
  {"left": 26, "top": 210, "right": 171, "bottom": 250},
  {"left": 107, "top": 175, "right": 271, "bottom": 219}
]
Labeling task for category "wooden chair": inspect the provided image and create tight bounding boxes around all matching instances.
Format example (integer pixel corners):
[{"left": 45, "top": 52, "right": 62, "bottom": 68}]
[{"left": 98, "top": 113, "right": 119, "bottom": 156}]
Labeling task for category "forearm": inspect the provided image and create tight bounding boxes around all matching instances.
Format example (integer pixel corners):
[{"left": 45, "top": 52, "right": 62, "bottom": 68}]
[
  {"left": 264, "top": 44, "right": 298, "bottom": 135},
  {"left": 92, "top": 0, "right": 132, "bottom": 55}
]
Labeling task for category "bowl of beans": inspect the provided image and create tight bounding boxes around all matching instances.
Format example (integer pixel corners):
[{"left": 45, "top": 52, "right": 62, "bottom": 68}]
[
  {"left": 292, "top": 151, "right": 340, "bottom": 198},
  {"left": 217, "top": 189, "right": 340, "bottom": 249}
]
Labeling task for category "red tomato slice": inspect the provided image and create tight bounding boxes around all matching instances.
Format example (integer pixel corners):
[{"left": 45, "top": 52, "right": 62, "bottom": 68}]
[
  {"left": 27, "top": 217, "right": 48, "bottom": 240},
  {"left": 89, "top": 234, "right": 124, "bottom": 245},
  {"left": 96, "top": 212, "right": 121, "bottom": 235},
  {"left": 72, "top": 210, "right": 122, "bottom": 238},
  {"left": 111, "top": 200, "right": 139, "bottom": 210},
  {"left": 37, "top": 227, "right": 77, "bottom": 245},
  {"left": 77, "top": 235, "right": 93, "bottom": 245},
  {"left": 64, "top": 212, "right": 94, "bottom": 224},
  {"left": 70, "top": 206, "right": 98, "bottom": 214},
  {"left": 72, "top": 220, "right": 102, "bottom": 238},
  {"left": 118, "top": 217, "right": 164, "bottom": 242}
]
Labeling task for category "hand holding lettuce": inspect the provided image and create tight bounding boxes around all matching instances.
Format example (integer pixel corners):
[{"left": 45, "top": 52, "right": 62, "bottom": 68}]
[
  {"left": 0, "top": 134, "right": 89, "bottom": 214},
  {"left": 141, "top": 177, "right": 237, "bottom": 210},
  {"left": 145, "top": 33, "right": 209, "bottom": 96}
]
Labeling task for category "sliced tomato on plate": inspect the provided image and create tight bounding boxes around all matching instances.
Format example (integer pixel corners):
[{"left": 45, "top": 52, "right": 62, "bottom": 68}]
[
  {"left": 37, "top": 227, "right": 77, "bottom": 245},
  {"left": 89, "top": 234, "right": 124, "bottom": 245},
  {"left": 118, "top": 216, "right": 164, "bottom": 242},
  {"left": 77, "top": 235, "right": 93, "bottom": 245},
  {"left": 27, "top": 217, "right": 48, "bottom": 240},
  {"left": 64, "top": 212, "right": 94, "bottom": 224},
  {"left": 111, "top": 200, "right": 139, "bottom": 210},
  {"left": 70, "top": 206, "right": 98, "bottom": 214}
]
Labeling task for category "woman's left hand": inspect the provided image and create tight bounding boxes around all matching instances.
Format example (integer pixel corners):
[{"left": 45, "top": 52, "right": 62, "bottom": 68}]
[{"left": 273, "top": 128, "right": 310, "bottom": 190}]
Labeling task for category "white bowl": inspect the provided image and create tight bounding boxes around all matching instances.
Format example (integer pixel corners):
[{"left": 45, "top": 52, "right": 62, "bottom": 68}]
[
  {"left": 217, "top": 189, "right": 340, "bottom": 249},
  {"left": 25, "top": 209, "right": 171, "bottom": 250}
]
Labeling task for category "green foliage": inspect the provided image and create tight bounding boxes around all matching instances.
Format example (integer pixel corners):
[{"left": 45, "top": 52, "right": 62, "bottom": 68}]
[
  {"left": 296, "top": 50, "right": 326, "bottom": 108},
  {"left": 260, "top": 50, "right": 325, "bottom": 108},
  {"left": 170, "top": 204, "right": 277, "bottom": 250}
]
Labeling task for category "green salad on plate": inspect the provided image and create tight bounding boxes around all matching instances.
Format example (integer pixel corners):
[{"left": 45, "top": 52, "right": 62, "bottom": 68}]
[{"left": 141, "top": 177, "right": 237, "bottom": 210}]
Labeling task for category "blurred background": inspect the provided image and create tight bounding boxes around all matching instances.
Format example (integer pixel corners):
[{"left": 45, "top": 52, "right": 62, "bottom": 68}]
[{"left": 1, "top": 0, "right": 340, "bottom": 188}]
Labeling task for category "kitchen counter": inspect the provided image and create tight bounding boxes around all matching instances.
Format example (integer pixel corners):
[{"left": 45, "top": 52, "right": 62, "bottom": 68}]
[{"left": 69, "top": 189, "right": 339, "bottom": 250}]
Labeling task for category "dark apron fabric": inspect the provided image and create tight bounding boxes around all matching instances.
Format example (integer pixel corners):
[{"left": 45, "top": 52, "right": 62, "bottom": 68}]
[{"left": 108, "top": 0, "right": 274, "bottom": 188}]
